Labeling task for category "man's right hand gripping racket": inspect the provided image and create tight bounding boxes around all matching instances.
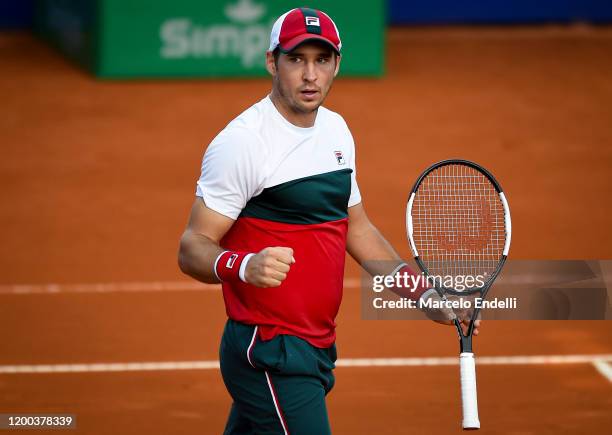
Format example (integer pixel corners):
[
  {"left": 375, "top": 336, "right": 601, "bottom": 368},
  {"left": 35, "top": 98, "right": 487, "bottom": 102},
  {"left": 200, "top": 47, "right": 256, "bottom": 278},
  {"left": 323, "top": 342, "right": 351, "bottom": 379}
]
[{"left": 406, "top": 160, "right": 511, "bottom": 430}]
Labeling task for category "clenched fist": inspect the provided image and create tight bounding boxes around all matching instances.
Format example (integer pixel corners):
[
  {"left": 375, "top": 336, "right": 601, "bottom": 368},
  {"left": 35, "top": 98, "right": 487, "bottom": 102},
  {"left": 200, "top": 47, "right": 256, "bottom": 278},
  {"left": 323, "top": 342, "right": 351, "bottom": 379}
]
[{"left": 244, "top": 247, "right": 295, "bottom": 288}]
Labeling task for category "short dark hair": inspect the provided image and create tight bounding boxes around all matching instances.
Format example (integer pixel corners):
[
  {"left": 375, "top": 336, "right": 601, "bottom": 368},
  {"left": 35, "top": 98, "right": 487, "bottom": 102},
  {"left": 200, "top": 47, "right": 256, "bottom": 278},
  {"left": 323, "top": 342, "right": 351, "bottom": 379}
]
[{"left": 273, "top": 47, "right": 281, "bottom": 66}]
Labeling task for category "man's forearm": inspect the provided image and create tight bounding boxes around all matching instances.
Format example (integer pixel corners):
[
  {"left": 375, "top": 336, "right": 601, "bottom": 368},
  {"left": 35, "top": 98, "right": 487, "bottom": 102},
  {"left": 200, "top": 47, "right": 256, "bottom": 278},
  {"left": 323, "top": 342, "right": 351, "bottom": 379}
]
[
  {"left": 178, "top": 230, "right": 224, "bottom": 284},
  {"left": 346, "top": 219, "right": 403, "bottom": 277},
  {"left": 346, "top": 204, "right": 432, "bottom": 302},
  {"left": 347, "top": 221, "right": 432, "bottom": 301}
]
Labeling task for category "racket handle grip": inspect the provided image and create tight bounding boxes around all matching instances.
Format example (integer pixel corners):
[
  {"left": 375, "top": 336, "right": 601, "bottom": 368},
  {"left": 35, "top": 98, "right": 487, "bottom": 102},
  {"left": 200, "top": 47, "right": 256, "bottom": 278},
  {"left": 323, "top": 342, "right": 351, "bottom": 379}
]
[{"left": 460, "top": 352, "right": 481, "bottom": 430}]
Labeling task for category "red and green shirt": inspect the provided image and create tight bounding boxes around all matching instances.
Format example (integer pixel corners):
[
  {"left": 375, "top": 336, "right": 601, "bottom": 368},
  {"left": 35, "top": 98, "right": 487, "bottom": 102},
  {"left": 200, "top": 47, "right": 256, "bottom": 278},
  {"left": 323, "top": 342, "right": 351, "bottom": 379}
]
[{"left": 196, "top": 96, "right": 361, "bottom": 348}]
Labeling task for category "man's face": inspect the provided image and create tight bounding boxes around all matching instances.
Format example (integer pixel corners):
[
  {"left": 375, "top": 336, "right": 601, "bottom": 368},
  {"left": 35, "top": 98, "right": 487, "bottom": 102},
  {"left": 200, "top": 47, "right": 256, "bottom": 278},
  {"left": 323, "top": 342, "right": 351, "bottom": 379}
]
[{"left": 267, "top": 42, "right": 341, "bottom": 114}]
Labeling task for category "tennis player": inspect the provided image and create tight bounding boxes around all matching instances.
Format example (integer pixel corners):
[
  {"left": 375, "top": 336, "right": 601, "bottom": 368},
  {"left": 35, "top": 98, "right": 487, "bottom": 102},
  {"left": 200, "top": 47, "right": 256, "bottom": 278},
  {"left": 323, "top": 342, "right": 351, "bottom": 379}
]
[{"left": 178, "top": 7, "right": 479, "bottom": 434}]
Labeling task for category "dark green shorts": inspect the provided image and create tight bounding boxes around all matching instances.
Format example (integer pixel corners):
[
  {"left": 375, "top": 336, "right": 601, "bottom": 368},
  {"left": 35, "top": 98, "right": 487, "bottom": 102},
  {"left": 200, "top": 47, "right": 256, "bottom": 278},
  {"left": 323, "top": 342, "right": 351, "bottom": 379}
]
[{"left": 220, "top": 319, "right": 337, "bottom": 435}]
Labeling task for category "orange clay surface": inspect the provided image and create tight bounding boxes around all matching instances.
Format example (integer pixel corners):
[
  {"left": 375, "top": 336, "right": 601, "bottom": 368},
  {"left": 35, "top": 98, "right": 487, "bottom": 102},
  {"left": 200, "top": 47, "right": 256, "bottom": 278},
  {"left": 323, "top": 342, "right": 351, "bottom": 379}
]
[{"left": 0, "top": 26, "right": 611, "bottom": 434}]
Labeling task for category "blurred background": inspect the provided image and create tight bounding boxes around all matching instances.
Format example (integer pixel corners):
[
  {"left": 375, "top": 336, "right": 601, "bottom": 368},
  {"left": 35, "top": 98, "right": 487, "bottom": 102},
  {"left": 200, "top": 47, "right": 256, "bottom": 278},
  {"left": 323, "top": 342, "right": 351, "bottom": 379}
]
[{"left": 1, "top": 1, "right": 611, "bottom": 434}]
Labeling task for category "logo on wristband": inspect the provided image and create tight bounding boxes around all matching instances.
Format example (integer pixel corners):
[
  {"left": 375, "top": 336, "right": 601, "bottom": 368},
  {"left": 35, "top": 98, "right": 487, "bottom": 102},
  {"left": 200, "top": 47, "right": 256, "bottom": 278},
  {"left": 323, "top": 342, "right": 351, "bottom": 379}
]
[{"left": 226, "top": 254, "right": 239, "bottom": 269}]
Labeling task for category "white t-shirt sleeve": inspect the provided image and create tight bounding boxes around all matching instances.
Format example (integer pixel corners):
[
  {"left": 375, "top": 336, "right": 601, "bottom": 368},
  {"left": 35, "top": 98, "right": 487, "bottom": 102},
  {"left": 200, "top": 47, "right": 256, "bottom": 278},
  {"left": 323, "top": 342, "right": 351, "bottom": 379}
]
[
  {"left": 345, "top": 124, "right": 362, "bottom": 208},
  {"left": 196, "top": 127, "right": 265, "bottom": 220}
]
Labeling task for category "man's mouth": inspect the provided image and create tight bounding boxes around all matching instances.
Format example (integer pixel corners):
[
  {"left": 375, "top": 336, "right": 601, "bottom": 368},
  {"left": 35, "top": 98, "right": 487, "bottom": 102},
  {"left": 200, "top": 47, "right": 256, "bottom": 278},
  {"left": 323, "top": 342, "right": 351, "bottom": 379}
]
[{"left": 300, "top": 89, "right": 319, "bottom": 99}]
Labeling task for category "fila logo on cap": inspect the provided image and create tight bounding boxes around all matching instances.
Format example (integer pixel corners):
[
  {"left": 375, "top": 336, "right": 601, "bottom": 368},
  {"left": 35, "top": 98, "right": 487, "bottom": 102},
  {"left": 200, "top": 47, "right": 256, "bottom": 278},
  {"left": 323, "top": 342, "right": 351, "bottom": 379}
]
[
  {"left": 269, "top": 8, "right": 342, "bottom": 54},
  {"left": 305, "top": 16, "right": 320, "bottom": 27}
]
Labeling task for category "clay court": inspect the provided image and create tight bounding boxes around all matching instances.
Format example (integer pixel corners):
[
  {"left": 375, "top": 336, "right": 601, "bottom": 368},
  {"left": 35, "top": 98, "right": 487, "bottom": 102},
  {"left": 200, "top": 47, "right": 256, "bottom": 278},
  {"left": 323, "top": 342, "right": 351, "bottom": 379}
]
[{"left": 1, "top": 25, "right": 611, "bottom": 434}]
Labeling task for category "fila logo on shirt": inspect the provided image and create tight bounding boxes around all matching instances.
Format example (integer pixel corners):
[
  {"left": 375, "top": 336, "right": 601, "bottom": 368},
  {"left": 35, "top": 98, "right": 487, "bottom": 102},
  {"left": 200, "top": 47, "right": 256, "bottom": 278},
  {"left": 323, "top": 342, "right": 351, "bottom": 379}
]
[
  {"left": 305, "top": 16, "right": 320, "bottom": 27},
  {"left": 226, "top": 254, "right": 239, "bottom": 269},
  {"left": 334, "top": 151, "right": 346, "bottom": 165}
]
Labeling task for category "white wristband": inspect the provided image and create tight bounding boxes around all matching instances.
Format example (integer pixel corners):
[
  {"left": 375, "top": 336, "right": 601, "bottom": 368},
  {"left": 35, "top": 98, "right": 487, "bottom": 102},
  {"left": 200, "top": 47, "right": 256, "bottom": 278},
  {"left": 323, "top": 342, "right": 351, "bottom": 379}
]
[
  {"left": 420, "top": 288, "right": 438, "bottom": 302},
  {"left": 213, "top": 250, "right": 229, "bottom": 282},
  {"left": 389, "top": 262, "right": 409, "bottom": 278},
  {"left": 238, "top": 253, "right": 255, "bottom": 283}
]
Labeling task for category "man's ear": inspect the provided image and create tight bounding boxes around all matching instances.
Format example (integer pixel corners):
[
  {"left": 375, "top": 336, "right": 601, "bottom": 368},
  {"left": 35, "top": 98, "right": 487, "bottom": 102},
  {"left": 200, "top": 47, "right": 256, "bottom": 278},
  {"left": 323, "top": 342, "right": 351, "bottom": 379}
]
[
  {"left": 265, "top": 51, "right": 276, "bottom": 76},
  {"left": 334, "top": 55, "right": 342, "bottom": 77}
]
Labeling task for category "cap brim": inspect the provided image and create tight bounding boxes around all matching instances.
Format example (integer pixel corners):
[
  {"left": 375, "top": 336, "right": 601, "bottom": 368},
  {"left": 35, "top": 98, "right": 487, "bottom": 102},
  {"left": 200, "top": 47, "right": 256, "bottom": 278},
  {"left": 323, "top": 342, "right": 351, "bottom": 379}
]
[{"left": 279, "top": 34, "right": 340, "bottom": 54}]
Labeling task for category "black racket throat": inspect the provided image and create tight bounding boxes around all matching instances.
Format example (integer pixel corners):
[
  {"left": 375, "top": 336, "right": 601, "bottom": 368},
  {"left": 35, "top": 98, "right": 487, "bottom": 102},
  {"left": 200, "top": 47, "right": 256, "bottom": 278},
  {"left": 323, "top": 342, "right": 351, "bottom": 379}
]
[{"left": 455, "top": 319, "right": 475, "bottom": 353}]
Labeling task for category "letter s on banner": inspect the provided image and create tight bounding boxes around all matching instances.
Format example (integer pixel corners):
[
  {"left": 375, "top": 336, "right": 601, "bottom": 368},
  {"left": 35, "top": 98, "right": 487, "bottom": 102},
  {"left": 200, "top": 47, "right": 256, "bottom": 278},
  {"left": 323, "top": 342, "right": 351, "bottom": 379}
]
[{"left": 160, "top": 18, "right": 191, "bottom": 58}]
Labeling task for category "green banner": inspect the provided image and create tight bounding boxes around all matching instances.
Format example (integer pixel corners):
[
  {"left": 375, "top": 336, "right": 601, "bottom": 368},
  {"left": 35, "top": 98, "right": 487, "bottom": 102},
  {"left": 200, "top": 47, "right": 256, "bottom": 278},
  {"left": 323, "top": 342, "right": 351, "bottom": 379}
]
[{"left": 36, "top": 0, "right": 385, "bottom": 78}]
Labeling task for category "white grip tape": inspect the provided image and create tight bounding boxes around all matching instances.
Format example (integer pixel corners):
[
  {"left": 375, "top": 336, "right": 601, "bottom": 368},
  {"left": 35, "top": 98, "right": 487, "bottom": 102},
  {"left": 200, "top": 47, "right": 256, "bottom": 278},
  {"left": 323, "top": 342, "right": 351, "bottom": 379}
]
[{"left": 460, "top": 352, "right": 480, "bottom": 429}]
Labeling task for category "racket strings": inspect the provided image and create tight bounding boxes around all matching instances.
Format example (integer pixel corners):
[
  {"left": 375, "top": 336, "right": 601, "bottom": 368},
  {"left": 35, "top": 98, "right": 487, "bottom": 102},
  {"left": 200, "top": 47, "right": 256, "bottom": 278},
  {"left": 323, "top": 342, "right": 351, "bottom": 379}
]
[{"left": 412, "top": 164, "right": 506, "bottom": 285}]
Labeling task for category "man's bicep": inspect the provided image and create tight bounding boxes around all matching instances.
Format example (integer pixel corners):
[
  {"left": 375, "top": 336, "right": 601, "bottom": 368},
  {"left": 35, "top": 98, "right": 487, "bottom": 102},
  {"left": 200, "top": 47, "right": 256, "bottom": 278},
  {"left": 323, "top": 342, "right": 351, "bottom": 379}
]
[
  {"left": 196, "top": 128, "right": 264, "bottom": 220},
  {"left": 186, "top": 197, "right": 235, "bottom": 244}
]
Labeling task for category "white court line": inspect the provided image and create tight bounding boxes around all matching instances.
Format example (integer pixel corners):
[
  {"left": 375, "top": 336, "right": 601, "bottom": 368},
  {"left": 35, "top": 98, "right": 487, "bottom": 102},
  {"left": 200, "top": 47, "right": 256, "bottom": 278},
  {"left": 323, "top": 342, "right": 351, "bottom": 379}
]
[
  {"left": 592, "top": 360, "right": 612, "bottom": 383},
  {"left": 0, "top": 279, "right": 360, "bottom": 294},
  {"left": 1, "top": 354, "right": 611, "bottom": 375},
  {"left": 0, "top": 281, "right": 220, "bottom": 294},
  {"left": 0, "top": 279, "right": 362, "bottom": 294},
  {"left": 0, "top": 361, "right": 219, "bottom": 374},
  {"left": 2, "top": 271, "right": 607, "bottom": 295},
  {"left": 338, "top": 355, "right": 612, "bottom": 366}
]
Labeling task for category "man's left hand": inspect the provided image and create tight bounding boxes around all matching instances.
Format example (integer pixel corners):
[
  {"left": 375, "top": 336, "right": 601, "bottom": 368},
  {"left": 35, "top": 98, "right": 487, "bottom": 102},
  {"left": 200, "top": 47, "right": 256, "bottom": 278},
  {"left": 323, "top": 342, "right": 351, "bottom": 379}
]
[{"left": 420, "top": 289, "right": 482, "bottom": 335}]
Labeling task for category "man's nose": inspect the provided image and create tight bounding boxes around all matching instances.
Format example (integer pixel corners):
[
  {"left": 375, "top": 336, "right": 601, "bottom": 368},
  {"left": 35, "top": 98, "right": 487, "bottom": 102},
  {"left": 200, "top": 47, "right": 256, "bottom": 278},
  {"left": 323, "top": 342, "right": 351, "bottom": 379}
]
[{"left": 303, "top": 62, "right": 317, "bottom": 82}]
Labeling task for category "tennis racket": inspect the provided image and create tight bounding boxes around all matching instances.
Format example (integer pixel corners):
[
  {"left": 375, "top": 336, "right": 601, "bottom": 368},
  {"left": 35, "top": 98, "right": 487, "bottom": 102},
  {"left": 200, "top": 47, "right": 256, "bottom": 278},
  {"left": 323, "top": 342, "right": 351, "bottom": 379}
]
[{"left": 406, "top": 159, "right": 511, "bottom": 430}]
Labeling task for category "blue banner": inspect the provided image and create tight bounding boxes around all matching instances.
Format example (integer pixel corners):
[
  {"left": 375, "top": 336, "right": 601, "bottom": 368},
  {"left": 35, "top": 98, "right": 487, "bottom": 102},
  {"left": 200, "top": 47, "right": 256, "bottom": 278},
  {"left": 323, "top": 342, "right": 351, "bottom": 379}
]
[
  {"left": 389, "top": 0, "right": 612, "bottom": 24},
  {"left": 0, "top": 0, "right": 34, "bottom": 29}
]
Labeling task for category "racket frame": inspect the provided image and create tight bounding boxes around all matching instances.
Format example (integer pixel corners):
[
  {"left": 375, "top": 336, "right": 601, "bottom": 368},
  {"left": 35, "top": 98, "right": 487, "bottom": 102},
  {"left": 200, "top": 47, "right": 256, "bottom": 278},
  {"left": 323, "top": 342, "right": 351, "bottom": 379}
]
[{"left": 406, "top": 159, "right": 512, "bottom": 430}]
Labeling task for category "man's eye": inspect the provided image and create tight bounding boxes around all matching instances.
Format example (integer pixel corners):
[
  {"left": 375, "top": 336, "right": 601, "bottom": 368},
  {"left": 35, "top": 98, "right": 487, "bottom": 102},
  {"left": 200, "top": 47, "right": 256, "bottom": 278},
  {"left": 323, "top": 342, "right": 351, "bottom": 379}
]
[
  {"left": 289, "top": 57, "right": 301, "bottom": 63},
  {"left": 318, "top": 57, "right": 330, "bottom": 63}
]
